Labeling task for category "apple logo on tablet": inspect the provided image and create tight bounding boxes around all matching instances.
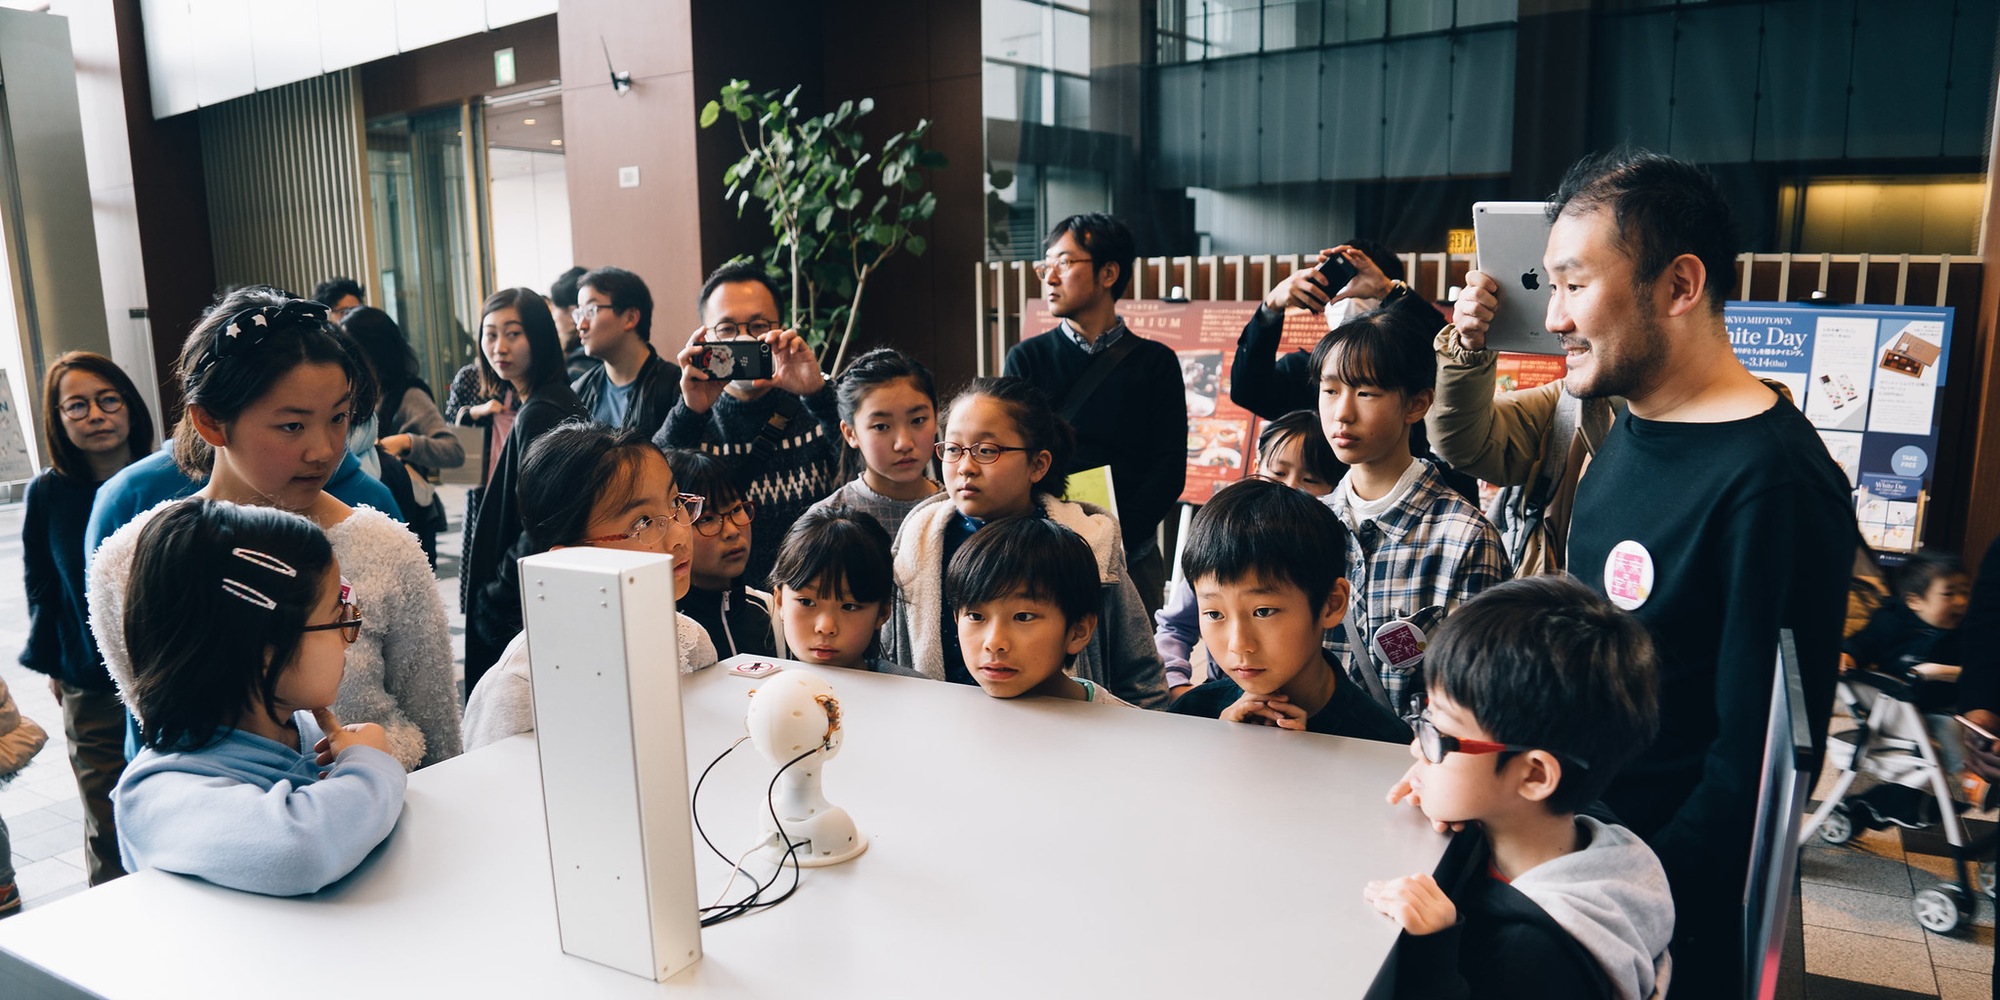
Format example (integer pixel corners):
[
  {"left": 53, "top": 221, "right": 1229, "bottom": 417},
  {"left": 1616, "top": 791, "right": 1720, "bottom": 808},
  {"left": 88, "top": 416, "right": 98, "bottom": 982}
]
[{"left": 1520, "top": 268, "right": 1542, "bottom": 292}]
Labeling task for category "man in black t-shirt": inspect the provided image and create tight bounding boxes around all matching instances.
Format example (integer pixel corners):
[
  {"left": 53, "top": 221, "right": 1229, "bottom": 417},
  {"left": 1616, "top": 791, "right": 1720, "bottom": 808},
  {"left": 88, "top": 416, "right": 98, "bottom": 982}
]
[
  {"left": 1004, "top": 214, "right": 1186, "bottom": 616},
  {"left": 1521, "top": 151, "right": 1853, "bottom": 994}
]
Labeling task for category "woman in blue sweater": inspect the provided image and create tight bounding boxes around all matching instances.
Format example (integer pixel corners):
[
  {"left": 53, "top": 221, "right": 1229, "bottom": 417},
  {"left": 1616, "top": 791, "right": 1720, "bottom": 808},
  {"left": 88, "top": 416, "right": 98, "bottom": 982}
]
[{"left": 19, "top": 352, "right": 155, "bottom": 886}]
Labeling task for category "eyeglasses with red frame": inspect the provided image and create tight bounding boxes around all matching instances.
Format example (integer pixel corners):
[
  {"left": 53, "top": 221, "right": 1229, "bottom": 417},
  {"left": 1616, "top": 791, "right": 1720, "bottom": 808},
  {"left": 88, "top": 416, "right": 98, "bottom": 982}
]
[{"left": 1406, "top": 707, "right": 1590, "bottom": 770}]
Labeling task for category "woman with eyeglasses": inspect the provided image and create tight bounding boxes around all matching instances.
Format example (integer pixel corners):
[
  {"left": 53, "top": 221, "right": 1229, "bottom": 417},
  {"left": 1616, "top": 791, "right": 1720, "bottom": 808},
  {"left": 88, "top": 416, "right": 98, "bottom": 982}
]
[
  {"left": 460, "top": 288, "right": 590, "bottom": 693},
  {"left": 20, "top": 352, "right": 155, "bottom": 887},
  {"left": 88, "top": 287, "right": 462, "bottom": 773},
  {"left": 462, "top": 423, "right": 716, "bottom": 751},
  {"left": 664, "top": 449, "right": 775, "bottom": 659}
]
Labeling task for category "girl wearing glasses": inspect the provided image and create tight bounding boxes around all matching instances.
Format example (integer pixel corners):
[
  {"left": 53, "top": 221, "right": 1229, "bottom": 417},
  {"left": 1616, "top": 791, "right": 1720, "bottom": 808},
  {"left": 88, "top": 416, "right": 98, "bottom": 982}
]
[
  {"left": 112, "top": 499, "right": 405, "bottom": 896},
  {"left": 21, "top": 352, "right": 155, "bottom": 886},
  {"left": 463, "top": 423, "right": 716, "bottom": 751},
  {"left": 664, "top": 449, "right": 775, "bottom": 659},
  {"left": 89, "top": 287, "right": 462, "bottom": 771},
  {"left": 882, "top": 377, "right": 1170, "bottom": 708}
]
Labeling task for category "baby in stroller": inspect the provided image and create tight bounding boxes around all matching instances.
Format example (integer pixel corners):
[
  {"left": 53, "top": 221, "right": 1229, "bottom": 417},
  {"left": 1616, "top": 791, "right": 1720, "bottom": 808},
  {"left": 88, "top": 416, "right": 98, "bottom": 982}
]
[{"left": 1837, "top": 551, "right": 1970, "bottom": 830}]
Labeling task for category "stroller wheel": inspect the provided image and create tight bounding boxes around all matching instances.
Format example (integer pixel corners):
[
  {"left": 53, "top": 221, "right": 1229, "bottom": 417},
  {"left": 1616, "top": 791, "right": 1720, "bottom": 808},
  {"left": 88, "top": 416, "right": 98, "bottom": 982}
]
[
  {"left": 1819, "top": 805, "right": 1856, "bottom": 845},
  {"left": 1914, "top": 884, "right": 1971, "bottom": 935}
]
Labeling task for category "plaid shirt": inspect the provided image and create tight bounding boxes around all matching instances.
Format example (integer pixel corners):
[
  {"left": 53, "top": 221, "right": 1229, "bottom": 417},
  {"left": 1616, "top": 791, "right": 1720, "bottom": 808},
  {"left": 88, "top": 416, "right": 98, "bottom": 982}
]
[
  {"left": 1060, "top": 317, "right": 1128, "bottom": 355},
  {"left": 1323, "top": 460, "right": 1512, "bottom": 718}
]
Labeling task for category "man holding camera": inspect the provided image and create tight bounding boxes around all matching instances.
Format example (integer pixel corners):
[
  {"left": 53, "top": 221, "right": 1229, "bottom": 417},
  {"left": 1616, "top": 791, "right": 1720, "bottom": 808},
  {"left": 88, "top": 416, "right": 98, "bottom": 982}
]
[{"left": 656, "top": 261, "right": 842, "bottom": 588}]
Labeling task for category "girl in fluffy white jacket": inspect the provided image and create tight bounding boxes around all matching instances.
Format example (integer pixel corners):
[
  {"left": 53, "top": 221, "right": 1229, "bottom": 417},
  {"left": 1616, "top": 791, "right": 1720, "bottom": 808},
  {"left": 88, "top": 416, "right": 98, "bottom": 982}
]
[{"left": 882, "top": 377, "right": 1168, "bottom": 709}]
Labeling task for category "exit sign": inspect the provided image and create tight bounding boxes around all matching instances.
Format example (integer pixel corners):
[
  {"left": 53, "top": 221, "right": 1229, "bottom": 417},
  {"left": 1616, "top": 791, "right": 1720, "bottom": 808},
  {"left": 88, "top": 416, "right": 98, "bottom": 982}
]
[{"left": 494, "top": 48, "right": 517, "bottom": 88}]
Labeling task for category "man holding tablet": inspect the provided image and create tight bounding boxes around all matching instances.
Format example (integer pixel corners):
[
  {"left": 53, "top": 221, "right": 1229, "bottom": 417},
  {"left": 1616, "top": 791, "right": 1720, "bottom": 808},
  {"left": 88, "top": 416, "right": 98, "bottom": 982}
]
[{"left": 1435, "top": 150, "right": 1853, "bottom": 994}]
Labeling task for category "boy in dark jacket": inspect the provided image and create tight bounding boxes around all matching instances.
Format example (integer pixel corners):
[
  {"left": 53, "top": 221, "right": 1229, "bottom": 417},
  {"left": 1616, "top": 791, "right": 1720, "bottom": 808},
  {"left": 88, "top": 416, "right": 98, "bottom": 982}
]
[
  {"left": 1367, "top": 576, "right": 1673, "bottom": 1000},
  {"left": 1839, "top": 551, "right": 1970, "bottom": 828}
]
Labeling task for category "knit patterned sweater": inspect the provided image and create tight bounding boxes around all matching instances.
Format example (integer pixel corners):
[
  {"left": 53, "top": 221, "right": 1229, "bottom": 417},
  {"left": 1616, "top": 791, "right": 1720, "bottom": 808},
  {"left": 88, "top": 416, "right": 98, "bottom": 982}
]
[
  {"left": 89, "top": 501, "right": 464, "bottom": 770},
  {"left": 654, "top": 384, "right": 843, "bottom": 588}
]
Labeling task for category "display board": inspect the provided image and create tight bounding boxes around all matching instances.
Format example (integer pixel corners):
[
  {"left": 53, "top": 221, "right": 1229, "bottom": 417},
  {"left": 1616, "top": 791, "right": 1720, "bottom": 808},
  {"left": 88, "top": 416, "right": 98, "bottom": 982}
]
[
  {"left": 1725, "top": 302, "right": 1954, "bottom": 553},
  {"left": 1020, "top": 300, "right": 1324, "bottom": 504}
]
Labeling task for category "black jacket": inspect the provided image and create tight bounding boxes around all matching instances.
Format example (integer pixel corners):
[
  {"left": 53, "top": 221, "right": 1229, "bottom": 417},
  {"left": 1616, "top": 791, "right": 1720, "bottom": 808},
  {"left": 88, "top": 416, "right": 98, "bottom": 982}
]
[
  {"left": 1368, "top": 827, "right": 1612, "bottom": 1000},
  {"left": 462, "top": 383, "right": 589, "bottom": 689},
  {"left": 571, "top": 347, "right": 681, "bottom": 437}
]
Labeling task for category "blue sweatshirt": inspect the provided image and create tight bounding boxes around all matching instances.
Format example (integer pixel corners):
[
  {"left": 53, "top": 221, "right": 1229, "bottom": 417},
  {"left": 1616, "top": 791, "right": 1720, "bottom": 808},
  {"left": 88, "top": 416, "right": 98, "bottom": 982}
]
[
  {"left": 113, "top": 710, "right": 406, "bottom": 896},
  {"left": 85, "top": 449, "right": 402, "bottom": 563}
]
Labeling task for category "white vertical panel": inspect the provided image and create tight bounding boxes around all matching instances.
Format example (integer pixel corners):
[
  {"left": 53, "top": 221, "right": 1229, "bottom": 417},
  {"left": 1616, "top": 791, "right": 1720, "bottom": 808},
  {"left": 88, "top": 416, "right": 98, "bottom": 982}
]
[
  {"left": 317, "top": 0, "right": 398, "bottom": 71},
  {"left": 486, "top": 0, "right": 557, "bottom": 29},
  {"left": 250, "top": 0, "right": 324, "bottom": 90},
  {"left": 396, "top": 0, "right": 485, "bottom": 52},
  {"left": 140, "top": 0, "right": 199, "bottom": 118},
  {"left": 534, "top": 154, "right": 573, "bottom": 283},
  {"left": 191, "top": 0, "right": 256, "bottom": 110},
  {"left": 520, "top": 547, "right": 703, "bottom": 982}
]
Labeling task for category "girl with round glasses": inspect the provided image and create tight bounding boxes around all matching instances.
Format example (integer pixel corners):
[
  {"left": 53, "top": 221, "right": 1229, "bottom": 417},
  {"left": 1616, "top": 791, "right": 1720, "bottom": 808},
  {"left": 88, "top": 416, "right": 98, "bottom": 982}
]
[
  {"left": 665, "top": 449, "right": 776, "bottom": 659},
  {"left": 463, "top": 423, "right": 718, "bottom": 751},
  {"left": 882, "top": 376, "right": 1169, "bottom": 708}
]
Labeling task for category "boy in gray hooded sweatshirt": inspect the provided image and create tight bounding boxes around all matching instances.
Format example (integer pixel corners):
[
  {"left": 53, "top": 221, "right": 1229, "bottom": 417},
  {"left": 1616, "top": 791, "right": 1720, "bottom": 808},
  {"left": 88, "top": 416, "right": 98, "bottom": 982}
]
[{"left": 1365, "top": 576, "right": 1674, "bottom": 1000}]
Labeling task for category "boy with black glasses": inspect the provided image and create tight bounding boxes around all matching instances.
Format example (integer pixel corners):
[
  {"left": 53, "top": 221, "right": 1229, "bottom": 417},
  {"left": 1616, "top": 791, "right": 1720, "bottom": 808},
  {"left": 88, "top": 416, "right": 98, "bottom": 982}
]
[{"left": 1367, "top": 576, "right": 1673, "bottom": 1000}]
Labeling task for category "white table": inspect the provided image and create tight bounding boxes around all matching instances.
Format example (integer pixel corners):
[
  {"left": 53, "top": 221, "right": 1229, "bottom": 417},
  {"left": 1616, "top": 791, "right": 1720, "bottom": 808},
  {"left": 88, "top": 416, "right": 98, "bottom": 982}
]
[{"left": 0, "top": 657, "right": 1446, "bottom": 998}]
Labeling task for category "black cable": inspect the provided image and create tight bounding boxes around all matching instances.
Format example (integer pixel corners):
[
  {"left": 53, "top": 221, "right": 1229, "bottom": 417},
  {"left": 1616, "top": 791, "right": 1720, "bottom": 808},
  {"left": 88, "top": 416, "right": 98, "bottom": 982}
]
[
  {"left": 691, "top": 737, "right": 749, "bottom": 866},
  {"left": 692, "top": 742, "right": 820, "bottom": 927}
]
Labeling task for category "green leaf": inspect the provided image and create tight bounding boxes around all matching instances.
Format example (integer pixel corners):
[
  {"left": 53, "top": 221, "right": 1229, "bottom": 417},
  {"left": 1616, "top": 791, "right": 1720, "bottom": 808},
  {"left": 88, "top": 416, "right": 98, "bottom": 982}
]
[
  {"left": 737, "top": 191, "right": 750, "bottom": 215},
  {"left": 858, "top": 97, "right": 875, "bottom": 116},
  {"left": 901, "top": 173, "right": 922, "bottom": 192},
  {"left": 838, "top": 187, "right": 863, "bottom": 211},
  {"left": 784, "top": 85, "right": 801, "bottom": 107},
  {"left": 883, "top": 162, "right": 905, "bottom": 188},
  {"left": 918, "top": 150, "right": 949, "bottom": 170},
  {"left": 700, "top": 101, "right": 720, "bottom": 128},
  {"left": 905, "top": 234, "right": 927, "bottom": 257},
  {"left": 990, "top": 168, "right": 1015, "bottom": 188},
  {"left": 917, "top": 191, "right": 937, "bottom": 215},
  {"left": 815, "top": 205, "right": 834, "bottom": 232}
]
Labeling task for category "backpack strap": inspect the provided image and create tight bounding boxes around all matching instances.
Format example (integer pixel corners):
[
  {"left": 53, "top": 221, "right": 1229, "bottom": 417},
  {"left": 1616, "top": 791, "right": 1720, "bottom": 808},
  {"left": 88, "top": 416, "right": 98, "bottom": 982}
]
[{"left": 1058, "top": 331, "right": 1142, "bottom": 423}]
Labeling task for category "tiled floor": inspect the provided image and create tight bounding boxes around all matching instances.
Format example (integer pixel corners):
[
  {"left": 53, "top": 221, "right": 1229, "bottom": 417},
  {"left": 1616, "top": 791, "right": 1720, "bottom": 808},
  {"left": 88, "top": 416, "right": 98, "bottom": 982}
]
[{"left": 0, "top": 492, "right": 1992, "bottom": 995}]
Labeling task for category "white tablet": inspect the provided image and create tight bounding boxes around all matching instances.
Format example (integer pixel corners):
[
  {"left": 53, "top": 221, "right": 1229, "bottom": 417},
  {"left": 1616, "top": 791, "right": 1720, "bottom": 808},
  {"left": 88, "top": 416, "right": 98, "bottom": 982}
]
[{"left": 1471, "top": 202, "right": 1563, "bottom": 355}]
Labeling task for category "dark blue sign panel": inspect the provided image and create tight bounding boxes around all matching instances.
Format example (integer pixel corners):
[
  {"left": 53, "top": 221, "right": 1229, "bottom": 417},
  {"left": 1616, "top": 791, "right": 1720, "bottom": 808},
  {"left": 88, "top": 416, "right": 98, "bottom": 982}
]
[{"left": 1725, "top": 302, "right": 1952, "bottom": 552}]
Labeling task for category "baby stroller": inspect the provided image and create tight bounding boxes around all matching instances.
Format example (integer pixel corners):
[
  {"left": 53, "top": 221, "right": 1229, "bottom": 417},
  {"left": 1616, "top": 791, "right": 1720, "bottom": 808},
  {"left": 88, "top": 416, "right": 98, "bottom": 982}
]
[{"left": 1799, "top": 663, "right": 1996, "bottom": 934}]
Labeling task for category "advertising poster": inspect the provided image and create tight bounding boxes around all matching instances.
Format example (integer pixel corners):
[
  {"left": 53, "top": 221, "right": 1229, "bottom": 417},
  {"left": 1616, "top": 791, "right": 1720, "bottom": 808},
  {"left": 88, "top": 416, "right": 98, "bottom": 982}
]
[
  {"left": 1724, "top": 302, "right": 1954, "bottom": 552},
  {"left": 1022, "top": 300, "right": 1297, "bottom": 504}
]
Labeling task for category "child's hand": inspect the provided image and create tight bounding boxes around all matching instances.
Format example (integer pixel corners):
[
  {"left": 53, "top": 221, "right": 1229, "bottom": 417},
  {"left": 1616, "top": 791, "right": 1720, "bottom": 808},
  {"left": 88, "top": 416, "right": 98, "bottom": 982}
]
[
  {"left": 1220, "top": 693, "right": 1308, "bottom": 730},
  {"left": 1364, "top": 873, "right": 1457, "bottom": 935},
  {"left": 312, "top": 709, "right": 391, "bottom": 769},
  {"left": 1387, "top": 763, "right": 1466, "bottom": 834}
]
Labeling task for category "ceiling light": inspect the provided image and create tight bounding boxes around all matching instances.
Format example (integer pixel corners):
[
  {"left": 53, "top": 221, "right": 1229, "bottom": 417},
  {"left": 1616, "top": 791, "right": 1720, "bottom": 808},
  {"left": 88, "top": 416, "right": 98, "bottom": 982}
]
[
  {"left": 551, "top": 139, "right": 563, "bottom": 146},
  {"left": 523, "top": 118, "right": 537, "bottom": 125}
]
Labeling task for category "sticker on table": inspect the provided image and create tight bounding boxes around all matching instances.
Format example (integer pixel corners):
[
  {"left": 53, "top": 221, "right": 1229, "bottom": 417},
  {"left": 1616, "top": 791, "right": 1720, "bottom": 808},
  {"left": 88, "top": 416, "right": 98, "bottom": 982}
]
[{"left": 1604, "top": 540, "right": 1655, "bottom": 611}]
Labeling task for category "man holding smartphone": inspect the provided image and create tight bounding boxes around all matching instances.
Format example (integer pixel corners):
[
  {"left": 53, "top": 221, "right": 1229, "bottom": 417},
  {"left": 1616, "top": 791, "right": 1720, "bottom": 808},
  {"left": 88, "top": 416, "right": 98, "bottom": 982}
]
[
  {"left": 656, "top": 261, "right": 843, "bottom": 588},
  {"left": 1227, "top": 238, "right": 1418, "bottom": 420}
]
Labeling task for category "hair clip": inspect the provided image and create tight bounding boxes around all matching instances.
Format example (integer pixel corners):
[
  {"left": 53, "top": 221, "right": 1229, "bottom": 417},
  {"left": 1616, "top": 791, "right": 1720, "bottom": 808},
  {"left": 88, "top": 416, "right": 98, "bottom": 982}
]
[
  {"left": 231, "top": 547, "right": 298, "bottom": 577},
  {"left": 193, "top": 299, "right": 331, "bottom": 377},
  {"left": 221, "top": 578, "right": 278, "bottom": 610}
]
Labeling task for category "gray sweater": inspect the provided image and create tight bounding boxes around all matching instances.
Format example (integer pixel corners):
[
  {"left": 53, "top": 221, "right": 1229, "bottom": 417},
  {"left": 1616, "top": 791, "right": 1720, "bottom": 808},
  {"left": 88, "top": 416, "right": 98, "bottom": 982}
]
[{"left": 803, "top": 475, "right": 940, "bottom": 544}]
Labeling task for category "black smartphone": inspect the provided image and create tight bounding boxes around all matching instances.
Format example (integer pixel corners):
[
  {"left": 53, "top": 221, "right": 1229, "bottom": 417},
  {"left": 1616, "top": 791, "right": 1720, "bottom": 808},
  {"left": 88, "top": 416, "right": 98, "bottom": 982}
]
[
  {"left": 1314, "top": 251, "right": 1359, "bottom": 291},
  {"left": 694, "top": 339, "right": 775, "bottom": 381},
  {"left": 1957, "top": 714, "right": 1997, "bottom": 753}
]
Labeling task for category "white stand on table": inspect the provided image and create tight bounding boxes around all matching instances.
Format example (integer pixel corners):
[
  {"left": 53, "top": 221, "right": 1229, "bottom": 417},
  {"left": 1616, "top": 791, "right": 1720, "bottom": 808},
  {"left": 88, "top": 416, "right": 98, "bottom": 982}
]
[{"left": 518, "top": 547, "right": 702, "bottom": 981}]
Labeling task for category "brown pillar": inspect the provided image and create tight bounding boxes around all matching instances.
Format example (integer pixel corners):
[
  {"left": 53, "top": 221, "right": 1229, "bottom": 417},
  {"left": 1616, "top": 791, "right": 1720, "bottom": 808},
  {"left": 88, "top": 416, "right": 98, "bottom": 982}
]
[{"left": 557, "top": 0, "right": 704, "bottom": 335}]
